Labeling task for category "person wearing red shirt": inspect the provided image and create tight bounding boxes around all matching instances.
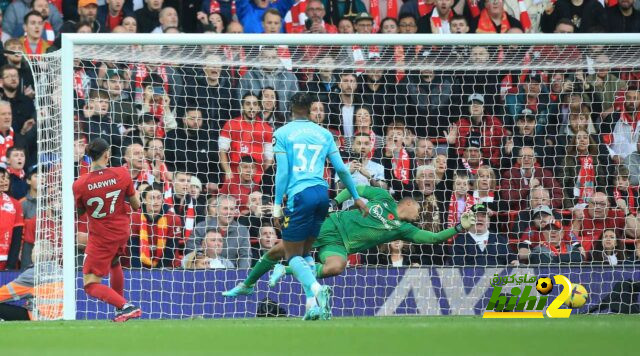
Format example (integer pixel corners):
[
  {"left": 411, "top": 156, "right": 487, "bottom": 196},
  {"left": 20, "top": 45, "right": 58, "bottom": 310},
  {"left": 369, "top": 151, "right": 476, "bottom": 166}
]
[
  {"left": 219, "top": 156, "right": 261, "bottom": 215},
  {"left": 130, "top": 184, "right": 183, "bottom": 268},
  {"left": 447, "top": 93, "right": 505, "bottom": 168},
  {"left": 72, "top": 138, "right": 142, "bottom": 322},
  {"left": 218, "top": 93, "right": 274, "bottom": 184},
  {"left": 571, "top": 191, "right": 637, "bottom": 253},
  {"left": 0, "top": 166, "right": 23, "bottom": 271}
]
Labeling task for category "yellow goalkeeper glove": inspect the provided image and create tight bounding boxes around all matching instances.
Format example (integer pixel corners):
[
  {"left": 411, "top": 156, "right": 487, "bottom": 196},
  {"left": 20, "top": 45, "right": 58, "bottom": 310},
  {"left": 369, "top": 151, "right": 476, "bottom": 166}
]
[{"left": 455, "top": 212, "right": 477, "bottom": 233}]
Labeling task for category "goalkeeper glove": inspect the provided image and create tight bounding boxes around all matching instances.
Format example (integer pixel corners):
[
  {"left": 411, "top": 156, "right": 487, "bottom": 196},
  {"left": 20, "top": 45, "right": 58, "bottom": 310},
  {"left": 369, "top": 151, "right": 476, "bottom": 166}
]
[
  {"left": 328, "top": 199, "right": 339, "bottom": 212},
  {"left": 272, "top": 204, "right": 283, "bottom": 218},
  {"left": 455, "top": 212, "right": 477, "bottom": 233}
]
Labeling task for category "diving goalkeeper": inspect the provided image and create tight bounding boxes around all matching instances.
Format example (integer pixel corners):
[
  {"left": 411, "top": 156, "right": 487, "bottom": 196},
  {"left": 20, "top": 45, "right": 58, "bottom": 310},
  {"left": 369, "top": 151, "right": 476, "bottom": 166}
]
[{"left": 224, "top": 186, "right": 476, "bottom": 296}]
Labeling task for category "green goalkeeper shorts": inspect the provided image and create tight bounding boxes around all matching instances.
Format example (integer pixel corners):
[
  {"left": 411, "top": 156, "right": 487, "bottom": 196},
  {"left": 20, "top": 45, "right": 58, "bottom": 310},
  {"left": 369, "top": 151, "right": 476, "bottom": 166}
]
[{"left": 314, "top": 219, "right": 348, "bottom": 262}]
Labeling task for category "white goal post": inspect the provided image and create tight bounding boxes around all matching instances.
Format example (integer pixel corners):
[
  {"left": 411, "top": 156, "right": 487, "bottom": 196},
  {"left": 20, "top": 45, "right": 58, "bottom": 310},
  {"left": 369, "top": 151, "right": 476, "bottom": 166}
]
[{"left": 32, "top": 33, "right": 640, "bottom": 320}]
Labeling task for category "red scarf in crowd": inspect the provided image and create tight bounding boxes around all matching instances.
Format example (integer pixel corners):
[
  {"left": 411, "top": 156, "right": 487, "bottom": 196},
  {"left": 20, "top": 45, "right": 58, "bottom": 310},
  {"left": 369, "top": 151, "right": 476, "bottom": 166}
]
[
  {"left": 392, "top": 148, "right": 410, "bottom": 184},
  {"left": 541, "top": 240, "right": 568, "bottom": 257},
  {"left": 467, "top": 0, "right": 481, "bottom": 18},
  {"left": 621, "top": 110, "right": 640, "bottom": 132},
  {"left": 183, "top": 196, "right": 195, "bottom": 241},
  {"left": 614, "top": 187, "right": 637, "bottom": 215},
  {"left": 43, "top": 21, "right": 55, "bottom": 44},
  {"left": 430, "top": 8, "right": 454, "bottom": 34},
  {"left": 133, "top": 167, "right": 154, "bottom": 189},
  {"left": 223, "top": 45, "right": 248, "bottom": 78},
  {"left": 0, "top": 128, "right": 15, "bottom": 164},
  {"left": 475, "top": 10, "right": 511, "bottom": 33},
  {"left": 575, "top": 156, "right": 595, "bottom": 203},
  {"left": 139, "top": 214, "right": 168, "bottom": 268},
  {"left": 460, "top": 158, "right": 482, "bottom": 176},
  {"left": 7, "top": 167, "right": 25, "bottom": 179},
  {"left": 447, "top": 193, "right": 473, "bottom": 228},
  {"left": 285, "top": 0, "right": 307, "bottom": 33},
  {"left": 78, "top": 155, "right": 91, "bottom": 177},
  {"left": 74, "top": 68, "right": 87, "bottom": 100},
  {"left": 352, "top": 45, "right": 380, "bottom": 73},
  {"left": 48, "top": 0, "right": 63, "bottom": 13},
  {"left": 210, "top": 0, "right": 221, "bottom": 13},
  {"left": 418, "top": 0, "right": 434, "bottom": 16},
  {"left": 23, "top": 37, "right": 44, "bottom": 58},
  {"left": 472, "top": 190, "right": 494, "bottom": 204},
  {"left": 370, "top": 0, "right": 398, "bottom": 32},
  {"left": 517, "top": 0, "right": 532, "bottom": 31},
  {"left": 145, "top": 160, "right": 171, "bottom": 183}
]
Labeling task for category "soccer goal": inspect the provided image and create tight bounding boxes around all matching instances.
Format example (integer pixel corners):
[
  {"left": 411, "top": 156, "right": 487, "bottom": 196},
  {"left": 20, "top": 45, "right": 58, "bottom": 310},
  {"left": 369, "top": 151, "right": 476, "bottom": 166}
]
[{"left": 29, "top": 33, "right": 640, "bottom": 320}]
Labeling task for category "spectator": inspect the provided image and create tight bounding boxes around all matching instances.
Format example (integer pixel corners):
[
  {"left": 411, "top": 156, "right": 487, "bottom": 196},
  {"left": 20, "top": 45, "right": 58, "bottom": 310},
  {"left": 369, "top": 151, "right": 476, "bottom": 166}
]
[
  {"left": 375, "top": 122, "right": 416, "bottom": 198},
  {"left": 6, "top": 147, "right": 27, "bottom": 199},
  {"left": 296, "top": 0, "right": 337, "bottom": 33},
  {"left": 451, "top": 203, "right": 515, "bottom": 266},
  {"left": 237, "top": 191, "right": 272, "bottom": 239},
  {"left": 261, "top": 8, "right": 282, "bottom": 33},
  {"left": 327, "top": 71, "right": 361, "bottom": 137},
  {"left": 184, "top": 54, "right": 237, "bottom": 133},
  {"left": 500, "top": 146, "right": 563, "bottom": 211},
  {"left": 398, "top": 13, "right": 419, "bottom": 35},
  {"left": 236, "top": 0, "right": 294, "bottom": 33},
  {"left": 259, "top": 87, "right": 286, "bottom": 129},
  {"left": 19, "top": 168, "right": 36, "bottom": 267},
  {"left": 309, "top": 100, "right": 327, "bottom": 126},
  {"left": 454, "top": 135, "right": 487, "bottom": 181},
  {"left": 445, "top": 171, "right": 473, "bottom": 228},
  {"left": 349, "top": 106, "right": 383, "bottom": 154},
  {"left": 557, "top": 129, "right": 607, "bottom": 208},
  {"left": 188, "top": 195, "right": 252, "bottom": 269},
  {"left": 73, "top": 134, "right": 90, "bottom": 178},
  {"left": 414, "top": 138, "right": 435, "bottom": 167},
  {"left": 122, "top": 114, "right": 157, "bottom": 150},
  {"left": 517, "top": 203, "right": 559, "bottom": 261},
  {"left": 1, "top": 65, "right": 36, "bottom": 158},
  {"left": 302, "top": 56, "right": 337, "bottom": 104},
  {"left": 529, "top": 219, "right": 583, "bottom": 265},
  {"left": 3, "top": 38, "right": 35, "bottom": 97},
  {"left": 448, "top": 93, "right": 504, "bottom": 168},
  {"left": 353, "top": 11, "right": 374, "bottom": 34},
  {"left": 137, "top": 74, "right": 179, "bottom": 134},
  {"left": 196, "top": 3, "right": 227, "bottom": 33},
  {"left": 505, "top": 73, "right": 549, "bottom": 132},
  {"left": 585, "top": 55, "right": 625, "bottom": 120},
  {"left": 123, "top": 143, "right": 150, "bottom": 188},
  {"left": 30, "top": 0, "right": 61, "bottom": 44},
  {"left": 144, "top": 138, "right": 171, "bottom": 184},
  {"left": 337, "top": 16, "right": 355, "bottom": 33},
  {"left": 540, "top": 0, "right": 604, "bottom": 33},
  {"left": 571, "top": 191, "right": 637, "bottom": 253},
  {"left": 609, "top": 86, "right": 640, "bottom": 185},
  {"left": 219, "top": 155, "right": 261, "bottom": 215},
  {"left": 253, "top": 224, "right": 279, "bottom": 262},
  {"left": 56, "top": 0, "right": 101, "bottom": 47},
  {"left": 591, "top": 229, "right": 629, "bottom": 265},
  {"left": 413, "top": 164, "right": 448, "bottom": 264},
  {"left": 130, "top": 184, "right": 183, "bottom": 268},
  {"left": 98, "top": 0, "right": 134, "bottom": 33},
  {"left": 512, "top": 186, "right": 561, "bottom": 238},
  {"left": 379, "top": 17, "right": 398, "bottom": 33},
  {"left": 367, "top": 240, "right": 412, "bottom": 266},
  {"left": 84, "top": 90, "right": 121, "bottom": 160},
  {"left": 238, "top": 46, "right": 298, "bottom": 113},
  {"left": 610, "top": 165, "right": 638, "bottom": 218},
  {"left": 135, "top": 0, "right": 163, "bottom": 33},
  {"left": 221, "top": 94, "right": 273, "bottom": 184},
  {"left": 357, "top": 67, "right": 396, "bottom": 135},
  {"left": 337, "top": 133, "right": 386, "bottom": 202},
  {"left": 399, "top": 0, "right": 435, "bottom": 18},
  {"left": 603, "top": 0, "right": 640, "bottom": 33},
  {"left": 472, "top": 0, "right": 522, "bottom": 33},
  {"left": 471, "top": 165, "right": 502, "bottom": 213},
  {"left": 0, "top": 166, "right": 23, "bottom": 270},
  {"left": 121, "top": 15, "right": 137, "bottom": 32},
  {"left": 0, "top": 101, "right": 15, "bottom": 165},
  {"left": 170, "top": 171, "right": 202, "bottom": 222},
  {"left": 184, "top": 229, "right": 235, "bottom": 269},
  {"left": 151, "top": 6, "right": 178, "bottom": 33},
  {"left": 2, "top": 0, "right": 63, "bottom": 40},
  {"left": 450, "top": 14, "right": 470, "bottom": 34},
  {"left": 417, "top": 0, "right": 458, "bottom": 34},
  {"left": 100, "top": 68, "right": 136, "bottom": 127},
  {"left": 398, "top": 67, "right": 461, "bottom": 138},
  {"left": 165, "top": 108, "right": 219, "bottom": 189},
  {"left": 501, "top": 109, "right": 546, "bottom": 170}
]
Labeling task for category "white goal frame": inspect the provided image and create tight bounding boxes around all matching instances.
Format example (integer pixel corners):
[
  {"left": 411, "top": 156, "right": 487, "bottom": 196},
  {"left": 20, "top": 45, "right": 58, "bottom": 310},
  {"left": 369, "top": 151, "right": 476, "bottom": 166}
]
[{"left": 59, "top": 33, "right": 640, "bottom": 320}]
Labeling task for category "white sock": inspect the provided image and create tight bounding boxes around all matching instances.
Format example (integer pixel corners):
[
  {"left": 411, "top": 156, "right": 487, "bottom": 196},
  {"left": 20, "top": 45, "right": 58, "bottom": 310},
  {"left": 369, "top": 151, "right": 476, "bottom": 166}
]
[
  {"left": 311, "top": 282, "right": 322, "bottom": 296},
  {"left": 306, "top": 297, "right": 318, "bottom": 310}
]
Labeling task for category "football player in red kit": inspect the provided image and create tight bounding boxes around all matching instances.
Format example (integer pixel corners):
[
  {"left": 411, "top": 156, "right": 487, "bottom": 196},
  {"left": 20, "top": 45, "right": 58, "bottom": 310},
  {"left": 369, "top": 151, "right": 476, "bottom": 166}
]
[{"left": 73, "top": 138, "right": 142, "bottom": 322}]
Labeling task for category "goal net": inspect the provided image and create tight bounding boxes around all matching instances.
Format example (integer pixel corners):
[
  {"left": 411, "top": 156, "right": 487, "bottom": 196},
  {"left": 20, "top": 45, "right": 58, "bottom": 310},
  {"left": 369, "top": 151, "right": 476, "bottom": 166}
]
[{"left": 30, "top": 34, "right": 640, "bottom": 320}]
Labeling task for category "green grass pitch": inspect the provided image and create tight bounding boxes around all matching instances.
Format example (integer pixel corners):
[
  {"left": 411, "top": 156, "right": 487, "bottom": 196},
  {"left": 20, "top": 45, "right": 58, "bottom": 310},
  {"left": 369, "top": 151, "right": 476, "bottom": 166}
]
[{"left": 1, "top": 315, "right": 638, "bottom": 355}]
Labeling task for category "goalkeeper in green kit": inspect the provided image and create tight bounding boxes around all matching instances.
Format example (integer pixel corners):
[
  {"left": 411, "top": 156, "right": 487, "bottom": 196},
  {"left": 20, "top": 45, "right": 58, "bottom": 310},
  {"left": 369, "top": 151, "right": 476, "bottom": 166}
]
[{"left": 223, "top": 186, "right": 476, "bottom": 310}]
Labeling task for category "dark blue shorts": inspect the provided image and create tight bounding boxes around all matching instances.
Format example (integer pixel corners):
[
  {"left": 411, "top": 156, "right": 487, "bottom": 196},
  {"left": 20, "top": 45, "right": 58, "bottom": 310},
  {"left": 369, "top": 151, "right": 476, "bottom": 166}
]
[{"left": 282, "top": 185, "right": 330, "bottom": 242}]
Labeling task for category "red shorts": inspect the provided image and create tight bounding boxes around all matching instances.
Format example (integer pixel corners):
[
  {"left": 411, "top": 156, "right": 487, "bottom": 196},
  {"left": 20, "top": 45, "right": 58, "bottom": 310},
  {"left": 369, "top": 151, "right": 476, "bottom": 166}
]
[{"left": 83, "top": 236, "right": 127, "bottom": 277}]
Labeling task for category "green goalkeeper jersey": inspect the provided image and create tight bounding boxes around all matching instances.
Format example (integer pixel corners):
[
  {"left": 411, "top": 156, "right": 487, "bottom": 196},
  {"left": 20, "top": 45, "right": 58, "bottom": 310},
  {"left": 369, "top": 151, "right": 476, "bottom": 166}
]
[{"left": 328, "top": 186, "right": 459, "bottom": 253}]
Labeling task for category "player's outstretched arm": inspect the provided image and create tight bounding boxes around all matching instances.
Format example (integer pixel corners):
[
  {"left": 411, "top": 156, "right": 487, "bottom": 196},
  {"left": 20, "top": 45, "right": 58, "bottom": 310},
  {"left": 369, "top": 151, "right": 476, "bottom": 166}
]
[
  {"left": 335, "top": 185, "right": 392, "bottom": 205},
  {"left": 129, "top": 191, "right": 141, "bottom": 211},
  {"left": 408, "top": 212, "right": 477, "bottom": 244}
]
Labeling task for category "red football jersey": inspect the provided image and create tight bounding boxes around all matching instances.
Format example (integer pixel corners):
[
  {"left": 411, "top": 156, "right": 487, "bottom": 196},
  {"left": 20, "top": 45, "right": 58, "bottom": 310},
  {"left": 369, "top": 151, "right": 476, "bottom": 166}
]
[
  {"left": 220, "top": 116, "right": 273, "bottom": 182},
  {"left": 73, "top": 166, "right": 136, "bottom": 242},
  {"left": 0, "top": 192, "right": 24, "bottom": 270}
]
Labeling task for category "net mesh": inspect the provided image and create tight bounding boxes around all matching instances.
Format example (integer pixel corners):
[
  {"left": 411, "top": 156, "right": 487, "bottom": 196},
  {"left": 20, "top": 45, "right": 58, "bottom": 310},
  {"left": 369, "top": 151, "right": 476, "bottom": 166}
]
[{"left": 32, "top": 41, "right": 640, "bottom": 319}]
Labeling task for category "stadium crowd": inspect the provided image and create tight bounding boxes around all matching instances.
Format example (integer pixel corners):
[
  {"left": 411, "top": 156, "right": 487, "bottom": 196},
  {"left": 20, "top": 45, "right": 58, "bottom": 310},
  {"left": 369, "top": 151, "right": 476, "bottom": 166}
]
[{"left": 0, "top": 0, "right": 639, "bottom": 271}]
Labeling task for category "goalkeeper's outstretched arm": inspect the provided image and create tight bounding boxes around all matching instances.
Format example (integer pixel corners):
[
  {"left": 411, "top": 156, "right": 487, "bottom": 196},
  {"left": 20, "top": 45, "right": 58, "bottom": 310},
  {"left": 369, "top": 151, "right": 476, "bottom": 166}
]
[{"left": 406, "top": 212, "right": 476, "bottom": 244}]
